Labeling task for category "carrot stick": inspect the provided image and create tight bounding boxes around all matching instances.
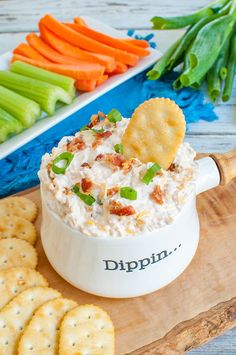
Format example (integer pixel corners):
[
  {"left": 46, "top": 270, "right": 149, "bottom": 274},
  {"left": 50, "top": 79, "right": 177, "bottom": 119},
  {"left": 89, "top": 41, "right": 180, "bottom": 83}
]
[
  {"left": 40, "top": 15, "right": 138, "bottom": 66},
  {"left": 11, "top": 55, "right": 105, "bottom": 80},
  {"left": 76, "top": 74, "right": 109, "bottom": 92},
  {"left": 39, "top": 24, "right": 116, "bottom": 73},
  {"left": 96, "top": 74, "right": 108, "bottom": 86},
  {"left": 13, "top": 43, "right": 49, "bottom": 62},
  {"left": 112, "top": 61, "right": 128, "bottom": 74},
  {"left": 72, "top": 19, "right": 150, "bottom": 57},
  {"left": 26, "top": 33, "right": 91, "bottom": 66},
  {"left": 73, "top": 17, "right": 87, "bottom": 26},
  {"left": 119, "top": 38, "right": 150, "bottom": 48},
  {"left": 75, "top": 80, "right": 96, "bottom": 92}
]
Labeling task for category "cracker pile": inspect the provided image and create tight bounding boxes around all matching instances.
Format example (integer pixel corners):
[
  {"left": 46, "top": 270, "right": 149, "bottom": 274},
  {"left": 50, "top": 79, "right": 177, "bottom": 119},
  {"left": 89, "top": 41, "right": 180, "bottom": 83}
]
[{"left": 0, "top": 196, "right": 115, "bottom": 354}]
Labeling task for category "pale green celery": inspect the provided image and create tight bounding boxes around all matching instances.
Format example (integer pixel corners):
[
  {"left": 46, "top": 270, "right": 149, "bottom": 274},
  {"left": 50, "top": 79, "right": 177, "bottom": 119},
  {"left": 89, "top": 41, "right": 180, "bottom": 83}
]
[
  {"left": 0, "top": 107, "right": 23, "bottom": 143},
  {"left": 180, "top": 13, "right": 235, "bottom": 86},
  {"left": 0, "top": 86, "right": 40, "bottom": 128},
  {"left": 0, "top": 71, "right": 72, "bottom": 116},
  {"left": 11, "top": 61, "right": 76, "bottom": 98},
  {"left": 151, "top": 0, "right": 230, "bottom": 29}
]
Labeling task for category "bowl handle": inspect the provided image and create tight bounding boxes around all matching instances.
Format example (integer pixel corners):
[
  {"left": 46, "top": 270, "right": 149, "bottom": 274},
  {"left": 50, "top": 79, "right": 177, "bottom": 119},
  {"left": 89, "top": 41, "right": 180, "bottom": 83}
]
[{"left": 210, "top": 148, "right": 236, "bottom": 186}]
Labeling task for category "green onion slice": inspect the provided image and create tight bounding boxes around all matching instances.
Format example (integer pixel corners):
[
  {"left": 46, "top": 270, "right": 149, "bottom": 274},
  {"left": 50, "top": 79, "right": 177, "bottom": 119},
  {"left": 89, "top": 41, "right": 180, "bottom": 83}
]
[
  {"left": 120, "top": 186, "right": 137, "bottom": 200},
  {"left": 142, "top": 163, "right": 161, "bottom": 185},
  {"left": 52, "top": 152, "right": 74, "bottom": 174},
  {"left": 114, "top": 143, "right": 124, "bottom": 154},
  {"left": 91, "top": 127, "right": 105, "bottom": 133},
  {"left": 72, "top": 185, "right": 96, "bottom": 206},
  {"left": 80, "top": 125, "right": 89, "bottom": 131},
  {"left": 107, "top": 109, "right": 122, "bottom": 123}
]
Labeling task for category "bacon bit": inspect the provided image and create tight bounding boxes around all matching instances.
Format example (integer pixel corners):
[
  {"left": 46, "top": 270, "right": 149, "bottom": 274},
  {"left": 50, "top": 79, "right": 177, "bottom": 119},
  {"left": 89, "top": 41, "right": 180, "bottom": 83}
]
[
  {"left": 168, "top": 163, "right": 176, "bottom": 172},
  {"left": 67, "top": 137, "right": 85, "bottom": 153},
  {"left": 64, "top": 187, "right": 71, "bottom": 195},
  {"left": 98, "top": 111, "right": 106, "bottom": 119},
  {"left": 87, "top": 114, "right": 100, "bottom": 128},
  {"left": 95, "top": 153, "right": 104, "bottom": 161},
  {"left": 81, "top": 178, "right": 93, "bottom": 193},
  {"left": 109, "top": 201, "right": 136, "bottom": 216},
  {"left": 150, "top": 185, "right": 164, "bottom": 205},
  {"left": 107, "top": 186, "right": 120, "bottom": 197},
  {"left": 121, "top": 158, "right": 134, "bottom": 174},
  {"left": 92, "top": 139, "right": 103, "bottom": 149},
  {"left": 81, "top": 162, "right": 91, "bottom": 168},
  {"left": 95, "top": 130, "right": 112, "bottom": 139}
]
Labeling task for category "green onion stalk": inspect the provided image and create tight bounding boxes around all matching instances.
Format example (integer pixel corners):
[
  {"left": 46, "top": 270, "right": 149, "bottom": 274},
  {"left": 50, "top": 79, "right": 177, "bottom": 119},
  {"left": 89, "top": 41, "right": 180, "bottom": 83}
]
[
  {"left": 222, "top": 30, "right": 236, "bottom": 101},
  {"left": 151, "top": 0, "right": 230, "bottom": 29},
  {"left": 180, "top": 2, "right": 236, "bottom": 87}
]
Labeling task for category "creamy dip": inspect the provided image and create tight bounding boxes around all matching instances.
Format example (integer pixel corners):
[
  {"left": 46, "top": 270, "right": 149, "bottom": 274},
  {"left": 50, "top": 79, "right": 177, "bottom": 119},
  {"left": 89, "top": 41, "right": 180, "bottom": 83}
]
[{"left": 39, "top": 114, "right": 198, "bottom": 238}]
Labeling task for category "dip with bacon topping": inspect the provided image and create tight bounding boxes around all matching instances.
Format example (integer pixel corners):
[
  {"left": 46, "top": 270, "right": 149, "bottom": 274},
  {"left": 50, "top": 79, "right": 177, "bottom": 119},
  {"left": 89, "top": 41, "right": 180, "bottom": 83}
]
[{"left": 39, "top": 110, "right": 198, "bottom": 238}]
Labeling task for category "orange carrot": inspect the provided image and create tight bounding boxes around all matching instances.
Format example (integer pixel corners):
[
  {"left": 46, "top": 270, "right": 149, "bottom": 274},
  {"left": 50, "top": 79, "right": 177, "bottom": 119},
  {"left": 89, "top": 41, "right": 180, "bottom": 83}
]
[
  {"left": 76, "top": 80, "right": 96, "bottom": 92},
  {"left": 119, "top": 38, "right": 150, "bottom": 48},
  {"left": 96, "top": 75, "right": 108, "bottom": 86},
  {"left": 76, "top": 74, "right": 109, "bottom": 92},
  {"left": 13, "top": 43, "right": 49, "bottom": 62},
  {"left": 11, "top": 55, "right": 105, "bottom": 80},
  {"left": 73, "top": 17, "right": 87, "bottom": 26},
  {"left": 26, "top": 33, "right": 91, "bottom": 66},
  {"left": 72, "top": 19, "right": 150, "bottom": 57},
  {"left": 40, "top": 15, "right": 138, "bottom": 66},
  {"left": 39, "top": 24, "right": 116, "bottom": 73},
  {"left": 112, "top": 61, "right": 128, "bottom": 74}
]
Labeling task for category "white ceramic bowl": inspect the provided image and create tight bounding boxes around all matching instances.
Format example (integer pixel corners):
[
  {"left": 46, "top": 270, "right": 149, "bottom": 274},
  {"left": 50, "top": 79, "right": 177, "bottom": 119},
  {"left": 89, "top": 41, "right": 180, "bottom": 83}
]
[{"left": 41, "top": 157, "right": 221, "bottom": 298}]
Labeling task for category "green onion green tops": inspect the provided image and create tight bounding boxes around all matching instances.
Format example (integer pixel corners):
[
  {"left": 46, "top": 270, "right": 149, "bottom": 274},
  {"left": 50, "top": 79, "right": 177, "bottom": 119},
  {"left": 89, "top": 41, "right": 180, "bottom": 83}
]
[
  {"left": 72, "top": 185, "right": 96, "bottom": 206},
  {"left": 91, "top": 127, "right": 105, "bottom": 133},
  {"left": 114, "top": 143, "right": 124, "bottom": 154},
  {"left": 120, "top": 187, "right": 137, "bottom": 200},
  {"left": 52, "top": 152, "right": 74, "bottom": 174},
  {"left": 107, "top": 109, "right": 122, "bottom": 123},
  {"left": 142, "top": 163, "right": 161, "bottom": 185}
]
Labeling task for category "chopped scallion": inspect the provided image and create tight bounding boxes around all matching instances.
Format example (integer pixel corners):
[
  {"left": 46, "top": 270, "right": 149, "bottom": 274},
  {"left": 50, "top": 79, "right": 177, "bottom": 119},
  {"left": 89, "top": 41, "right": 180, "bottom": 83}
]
[
  {"left": 142, "top": 163, "right": 161, "bottom": 185},
  {"left": 72, "top": 185, "right": 96, "bottom": 206},
  {"left": 114, "top": 143, "right": 124, "bottom": 154},
  {"left": 120, "top": 187, "right": 137, "bottom": 200},
  {"left": 107, "top": 109, "right": 122, "bottom": 123},
  {"left": 91, "top": 127, "right": 105, "bottom": 133},
  {"left": 52, "top": 152, "right": 74, "bottom": 174}
]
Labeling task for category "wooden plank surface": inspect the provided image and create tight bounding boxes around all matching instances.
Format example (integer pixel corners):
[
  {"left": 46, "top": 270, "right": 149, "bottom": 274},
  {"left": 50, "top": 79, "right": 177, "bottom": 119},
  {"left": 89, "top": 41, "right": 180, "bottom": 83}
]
[{"left": 21, "top": 179, "right": 236, "bottom": 355}]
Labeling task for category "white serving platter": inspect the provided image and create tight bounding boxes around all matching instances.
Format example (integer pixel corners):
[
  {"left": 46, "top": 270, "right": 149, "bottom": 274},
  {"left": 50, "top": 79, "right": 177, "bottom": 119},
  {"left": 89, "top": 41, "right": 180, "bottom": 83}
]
[{"left": 0, "top": 16, "right": 161, "bottom": 160}]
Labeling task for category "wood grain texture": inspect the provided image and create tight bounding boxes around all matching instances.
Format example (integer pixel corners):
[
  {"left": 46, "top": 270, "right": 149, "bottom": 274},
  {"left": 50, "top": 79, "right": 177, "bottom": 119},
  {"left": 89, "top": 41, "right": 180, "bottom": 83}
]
[
  {"left": 20, "top": 178, "right": 236, "bottom": 355},
  {"left": 210, "top": 149, "right": 236, "bottom": 185},
  {"left": 0, "top": 0, "right": 211, "bottom": 31},
  {"left": 128, "top": 298, "right": 236, "bottom": 355}
]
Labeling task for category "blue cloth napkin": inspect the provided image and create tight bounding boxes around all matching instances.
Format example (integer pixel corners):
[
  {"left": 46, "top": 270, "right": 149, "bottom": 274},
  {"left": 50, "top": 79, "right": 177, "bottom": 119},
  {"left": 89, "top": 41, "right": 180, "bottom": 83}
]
[{"left": 0, "top": 69, "right": 217, "bottom": 198}]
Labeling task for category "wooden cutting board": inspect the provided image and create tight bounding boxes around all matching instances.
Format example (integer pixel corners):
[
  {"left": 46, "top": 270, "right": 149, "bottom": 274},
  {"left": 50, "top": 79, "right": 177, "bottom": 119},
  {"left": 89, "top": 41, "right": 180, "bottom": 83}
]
[{"left": 20, "top": 180, "right": 236, "bottom": 355}]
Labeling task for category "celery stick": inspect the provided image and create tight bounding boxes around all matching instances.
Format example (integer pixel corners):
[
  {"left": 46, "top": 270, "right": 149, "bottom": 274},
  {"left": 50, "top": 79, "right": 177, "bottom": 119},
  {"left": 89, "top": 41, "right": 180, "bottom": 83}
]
[
  {"left": 151, "top": 0, "right": 230, "bottom": 29},
  {"left": 222, "top": 31, "right": 236, "bottom": 101},
  {"left": 0, "top": 86, "right": 40, "bottom": 128},
  {"left": 0, "top": 107, "right": 23, "bottom": 143},
  {"left": 0, "top": 71, "right": 72, "bottom": 116},
  {"left": 180, "top": 13, "right": 235, "bottom": 86},
  {"left": 11, "top": 61, "right": 75, "bottom": 98}
]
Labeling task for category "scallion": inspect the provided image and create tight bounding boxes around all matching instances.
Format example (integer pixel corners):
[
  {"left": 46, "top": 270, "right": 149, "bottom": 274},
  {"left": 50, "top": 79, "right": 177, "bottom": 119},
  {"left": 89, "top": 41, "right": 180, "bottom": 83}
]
[
  {"left": 142, "top": 163, "right": 161, "bottom": 185},
  {"left": 52, "top": 152, "right": 74, "bottom": 174},
  {"left": 107, "top": 109, "right": 122, "bottom": 123},
  {"left": 91, "top": 127, "right": 105, "bottom": 133},
  {"left": 120, "top": 187, "right": 137, "bottom": 200},
  {"left": 72, "top": 185, "right": 96, "bottom": 206},
  {"left": 114, "top": 143, "right": 124, "bottom": 154}
]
